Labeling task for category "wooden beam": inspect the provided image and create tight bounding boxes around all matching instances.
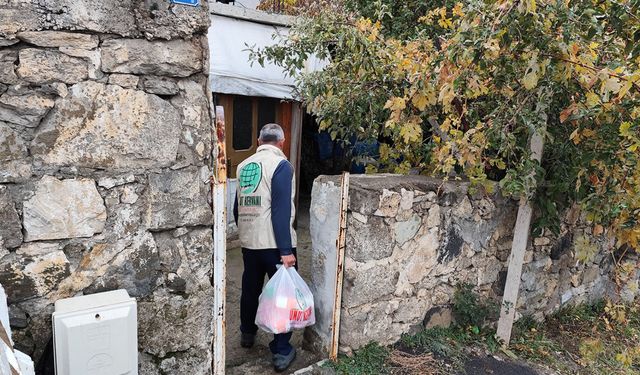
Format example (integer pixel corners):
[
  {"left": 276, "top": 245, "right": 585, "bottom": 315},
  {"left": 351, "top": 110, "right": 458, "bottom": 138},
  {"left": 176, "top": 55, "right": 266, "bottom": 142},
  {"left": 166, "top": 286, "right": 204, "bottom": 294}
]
[
  {"left": 212, "top": 106, "right": 228, "bottom": 375},
  {"left": 496, "top": 130, "right": 545, "bottom": 346},
  {"left": 330, "top": 172, "right": 350, "bottom": 361},
  {"left": 290, "top": 103, "right": 303, "bottom": 214}
]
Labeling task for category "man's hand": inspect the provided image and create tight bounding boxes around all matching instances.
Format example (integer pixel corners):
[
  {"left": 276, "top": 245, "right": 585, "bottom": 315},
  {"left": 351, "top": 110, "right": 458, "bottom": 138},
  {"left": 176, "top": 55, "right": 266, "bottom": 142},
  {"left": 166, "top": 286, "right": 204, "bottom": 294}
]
[{"left": 281, "top": 254, "right": 296, "bottom": 268}]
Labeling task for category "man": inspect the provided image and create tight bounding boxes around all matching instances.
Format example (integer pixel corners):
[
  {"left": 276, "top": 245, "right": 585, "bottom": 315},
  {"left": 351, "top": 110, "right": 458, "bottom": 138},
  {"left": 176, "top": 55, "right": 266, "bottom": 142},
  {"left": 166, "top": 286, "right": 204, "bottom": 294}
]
[{"left": 233, "top": 123, "right": 298, "bottom": 372}]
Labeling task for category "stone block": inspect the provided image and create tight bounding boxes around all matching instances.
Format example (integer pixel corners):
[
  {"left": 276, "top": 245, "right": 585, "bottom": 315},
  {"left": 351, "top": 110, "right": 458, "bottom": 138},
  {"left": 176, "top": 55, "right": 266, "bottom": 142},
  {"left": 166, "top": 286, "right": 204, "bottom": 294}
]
[
  {"left": 0, "top": 188, "right": 22, "bottom": 249},
  {"left": 17, "top": 49, "right": 88, "bottom": 84},
  {"left": 534, "top": 236, "right": 551, "bottom": 246},
  {"left": 343, "top": 264, "right": 399, "bottom": 307},
  {"left": 478, "top": 258, "right": 502, "bottom": 285},
  {"left": 17, "top": 31, "right": 98, "bottom": 50},
  {"left": 423, "top": 305, "right": 453, "bottom": 329},
  {"left": 32, "top": 81, "right": 182, "bottom": 169},
  {"left": 373, "top": 189, "right": 401, "bottom": 217},
  {"left": 394, "top": 214, "right": 421, "bottom": 246},
  {"left": 345, "top": 216, "right": 394, "bottom": 262},
  {"left": 97, "top": 174, "right": 136, "bottom": 189},
  {"left": 83, "top": 231, "right": 162, "bottom": 297},
  {"left": 437, "top": 226, "right": 463, "bottom": 263},
  {"left": 0, "top": 124, "right": 27, "bottom": 163},
  {"left": 0, "top": 9, "right": 43, "bottom": 38},
  {"left": 425, "top": 204, "right": 441, "bottom": 228},
  {"left": 58, "top": 47, "right": 103, "bottom": 80},
  {"left": 399, "top": 188, "right": 414, "bottom": 211},
  {"left": 170, "top": 80, "right": 211, "bottom": 165},
  {"left": 101, "top": 39, "right": 203, "bottom": 77},
  {"left": 0, "top": 246, "right": 70, "bottom": 303},
  {"left": 405, "top": 229, "right": 438, "bottom": 284},
  {"left": 108, "top": 74, "right": 140, "bottom": 88},
  {"left": 139, "top": 76, "right": 180, "bottom": 96},
  {"left": 153, "top": 228, "right": 212, "bottom": 292},
  {"left": 134, "top": 0, "right": 210, "bottom": 40},
  {"left": 0, "top": 92, "right": 55, "bottom": 127},
  {"left": 45, "top": 0, "right": 137, "bottom": 37},
  {"left": 0, "top": 50, "right": 18, "bottom": 84},
  {"left": 453, "top": 195, "right": 473, "bottom": 218},
  {"left": 474, "top": 198, "right": 496, "bottom": 219},
  {"left": 348, "top": 185, "right": 382, "bottom": 215},
  {"left": 582, "top": 266, "right": 600, "bottom": 284},
  {"left": 120, "top": 186, "right": 139, "bottom": 204},
  {"left": 393, "top": 297, "right": 431, "bottom": 326},
  {"left": 23, "top": 176, "right": 106, "bottom": 242},
  {"left": 138, "top": 291, "right": 214, "bottom": 357},
  {"left": 145, "top": 167, "right": 213, "bottom": 230},
  {"left": 0, "top": 38, "right": 19, "bottom": 47}
]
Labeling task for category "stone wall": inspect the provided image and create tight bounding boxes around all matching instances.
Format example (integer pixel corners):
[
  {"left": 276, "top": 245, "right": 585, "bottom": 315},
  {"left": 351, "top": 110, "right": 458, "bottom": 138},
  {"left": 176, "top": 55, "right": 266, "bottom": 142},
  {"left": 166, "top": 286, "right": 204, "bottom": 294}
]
[
  {"left": 310, "top": 175, "right": 625, "bottom": 354},
  {"left": 0, "top": 1, "right": 214, "bottom": 374}
]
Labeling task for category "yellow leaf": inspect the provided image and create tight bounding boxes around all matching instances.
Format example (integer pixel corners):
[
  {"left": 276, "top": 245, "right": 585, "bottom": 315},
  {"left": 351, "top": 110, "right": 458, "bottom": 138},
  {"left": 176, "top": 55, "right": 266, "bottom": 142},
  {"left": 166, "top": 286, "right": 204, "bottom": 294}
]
[
  {"left": 438, "top": 16, "right": 453, "bottom": 29},
  {"left": 570, "top": 128, "right": 581, "bottom": 144},
  {"left": 412, "top": 93, "right": 429, "bottom": 111},
  {"left": 620, "top": 121, "right": 632, "bottom": 136},
  {"left": 399, "top": 120, "right": 423, "bottom": 144},
  {"left": 483, "top": 39, "right": 501, "bottom": 60},
  {"left": 585, "top": 91, "right": 600, "bottom": 107},
  {"left": 452, "top": 2, "right": 465, "bottom": 17},
  {"left": 438, "top": 83, "right": 455, "bottom": 108},
  {"left": 527, "top": 0, "right": 537, "bottom": 13},
  {"left": 384, "top": 97, "right": 407, "bottom": 112},
  {"left": 617, "top": 80, "right": 633, "bottom": 99}
]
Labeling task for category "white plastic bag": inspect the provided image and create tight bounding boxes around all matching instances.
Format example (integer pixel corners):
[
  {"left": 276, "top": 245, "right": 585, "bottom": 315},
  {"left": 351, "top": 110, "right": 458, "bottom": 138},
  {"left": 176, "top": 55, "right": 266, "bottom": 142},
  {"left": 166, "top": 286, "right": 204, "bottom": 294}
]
[{"left": 255, "top": 266, "right": 315, "bottom": 334}]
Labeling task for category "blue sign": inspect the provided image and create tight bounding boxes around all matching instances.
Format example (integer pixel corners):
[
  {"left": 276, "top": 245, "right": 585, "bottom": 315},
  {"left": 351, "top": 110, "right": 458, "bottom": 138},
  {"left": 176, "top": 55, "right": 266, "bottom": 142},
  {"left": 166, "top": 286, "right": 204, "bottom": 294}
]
[{"left": 171, "top": 0, "right": 199, "bottom": 6}]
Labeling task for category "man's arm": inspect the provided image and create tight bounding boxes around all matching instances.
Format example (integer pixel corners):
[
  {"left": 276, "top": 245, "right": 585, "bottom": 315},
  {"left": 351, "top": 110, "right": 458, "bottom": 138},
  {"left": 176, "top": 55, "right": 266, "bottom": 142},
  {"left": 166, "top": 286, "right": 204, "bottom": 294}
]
[{"left": 271, "top": 160, "right": 294, "bottom": 262}]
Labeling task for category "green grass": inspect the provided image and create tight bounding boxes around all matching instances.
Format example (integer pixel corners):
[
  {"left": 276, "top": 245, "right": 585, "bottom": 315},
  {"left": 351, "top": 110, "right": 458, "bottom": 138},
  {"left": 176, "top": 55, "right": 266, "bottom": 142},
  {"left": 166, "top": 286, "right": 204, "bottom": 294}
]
[
  {"left": 512, "top": 300, "right": 640, "bottom": 375},
  {"left": 330, "top": 287, "right": 639, "bottom": 375},
  {"left": 329, "top": 342, "right": 390, "bottom": 375}
]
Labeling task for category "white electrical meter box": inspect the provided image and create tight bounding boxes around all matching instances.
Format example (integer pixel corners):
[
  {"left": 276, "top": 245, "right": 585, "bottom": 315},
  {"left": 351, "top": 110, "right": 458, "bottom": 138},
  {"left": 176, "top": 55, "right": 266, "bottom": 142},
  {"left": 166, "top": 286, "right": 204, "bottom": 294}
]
[{"left": 52, "top": 289, "right": 137, "bottom": 375}]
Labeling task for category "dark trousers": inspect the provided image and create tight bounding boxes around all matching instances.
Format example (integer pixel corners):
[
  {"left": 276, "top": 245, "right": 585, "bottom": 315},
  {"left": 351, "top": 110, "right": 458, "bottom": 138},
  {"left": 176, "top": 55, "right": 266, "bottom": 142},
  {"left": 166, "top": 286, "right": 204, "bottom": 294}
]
[{"left": 240, "top": 248, "right": 297, "bottom": 355}]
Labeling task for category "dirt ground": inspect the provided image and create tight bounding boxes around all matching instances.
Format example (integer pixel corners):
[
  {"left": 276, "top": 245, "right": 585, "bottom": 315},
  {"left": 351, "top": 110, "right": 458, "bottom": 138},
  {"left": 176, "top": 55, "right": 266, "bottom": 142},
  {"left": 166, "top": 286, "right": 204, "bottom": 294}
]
[{"left": 225, "top": 199, "right": 321, "bottom": 374}]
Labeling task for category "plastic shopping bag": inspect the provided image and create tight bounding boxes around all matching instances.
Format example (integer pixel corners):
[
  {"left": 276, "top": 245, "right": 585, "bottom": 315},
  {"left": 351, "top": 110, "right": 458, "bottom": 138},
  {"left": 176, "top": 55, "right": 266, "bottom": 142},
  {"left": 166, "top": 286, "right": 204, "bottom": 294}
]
[{"left": 255, "top": 266, "right": 315, "bottom": 334}]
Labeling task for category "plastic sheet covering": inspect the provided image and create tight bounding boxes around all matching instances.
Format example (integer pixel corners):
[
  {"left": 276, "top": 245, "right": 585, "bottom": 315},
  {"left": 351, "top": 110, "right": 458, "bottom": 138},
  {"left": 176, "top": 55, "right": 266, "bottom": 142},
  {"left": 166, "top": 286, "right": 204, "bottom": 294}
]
[{"left": 209, "top": 14, "right": 326, "bottom": 99}]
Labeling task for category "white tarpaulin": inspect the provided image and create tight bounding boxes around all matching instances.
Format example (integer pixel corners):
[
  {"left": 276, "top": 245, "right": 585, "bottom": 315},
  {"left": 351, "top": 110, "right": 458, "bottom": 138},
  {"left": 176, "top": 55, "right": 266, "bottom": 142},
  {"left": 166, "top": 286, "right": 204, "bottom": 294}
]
[{"left": 209, "top": 14, "right": 326, "bottom": 99}]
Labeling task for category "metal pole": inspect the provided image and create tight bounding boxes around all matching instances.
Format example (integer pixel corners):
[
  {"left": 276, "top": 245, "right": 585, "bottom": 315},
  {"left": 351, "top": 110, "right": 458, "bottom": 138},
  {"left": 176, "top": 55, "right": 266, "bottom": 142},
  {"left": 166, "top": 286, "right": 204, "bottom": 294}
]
[
  {"left": 330, "top": 172, "right": 350, "bottom": 361},
  {"left": 212, "top": 106, "right": 228, "bottom": 375}
]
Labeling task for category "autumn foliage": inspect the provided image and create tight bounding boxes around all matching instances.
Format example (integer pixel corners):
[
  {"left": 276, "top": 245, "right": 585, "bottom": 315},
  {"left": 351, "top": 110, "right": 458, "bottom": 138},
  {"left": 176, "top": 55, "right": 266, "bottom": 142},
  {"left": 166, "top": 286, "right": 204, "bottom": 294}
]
[{"left": 252, "top": 0, "right": 639, "bottom": 278}]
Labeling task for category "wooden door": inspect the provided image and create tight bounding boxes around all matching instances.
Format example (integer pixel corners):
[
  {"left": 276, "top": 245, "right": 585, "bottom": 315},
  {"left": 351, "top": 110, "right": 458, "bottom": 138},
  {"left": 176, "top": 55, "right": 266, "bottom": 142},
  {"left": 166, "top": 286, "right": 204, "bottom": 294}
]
[{"left": 217, "top": 94, "right": 293, "bottom": 178}]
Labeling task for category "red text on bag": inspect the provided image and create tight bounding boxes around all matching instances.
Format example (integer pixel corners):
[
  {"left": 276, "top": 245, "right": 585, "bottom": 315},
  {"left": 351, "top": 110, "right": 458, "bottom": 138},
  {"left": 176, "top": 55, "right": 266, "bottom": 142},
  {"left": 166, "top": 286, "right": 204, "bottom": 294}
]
[{"left": 289, "top": 307, "right": 312, "bottom": 322}]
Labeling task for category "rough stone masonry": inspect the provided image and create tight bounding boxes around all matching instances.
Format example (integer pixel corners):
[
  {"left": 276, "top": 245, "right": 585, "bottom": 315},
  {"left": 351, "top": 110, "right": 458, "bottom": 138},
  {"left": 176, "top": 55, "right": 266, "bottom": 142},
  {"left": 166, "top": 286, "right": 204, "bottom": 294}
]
[
  {"left": 0, "top": 1, "right": 215, "bottom": 373},
  {"left": 310, "top": 175, "right": 638, "bottom": 354}
]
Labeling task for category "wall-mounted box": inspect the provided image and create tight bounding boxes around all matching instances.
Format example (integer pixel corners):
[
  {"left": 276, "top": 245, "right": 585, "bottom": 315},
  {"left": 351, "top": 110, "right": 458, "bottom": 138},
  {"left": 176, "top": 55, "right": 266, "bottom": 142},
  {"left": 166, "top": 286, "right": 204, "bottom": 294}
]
[{"left": 53, "top": 290, "right": 137, "bottom": 375}]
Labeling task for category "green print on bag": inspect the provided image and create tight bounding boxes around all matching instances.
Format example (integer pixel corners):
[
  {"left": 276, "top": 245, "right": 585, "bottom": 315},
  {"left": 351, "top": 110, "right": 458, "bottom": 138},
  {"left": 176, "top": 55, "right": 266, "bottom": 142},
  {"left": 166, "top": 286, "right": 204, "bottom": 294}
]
[{"left": 239, "top": 162, "right": 262, "bottom": 194}]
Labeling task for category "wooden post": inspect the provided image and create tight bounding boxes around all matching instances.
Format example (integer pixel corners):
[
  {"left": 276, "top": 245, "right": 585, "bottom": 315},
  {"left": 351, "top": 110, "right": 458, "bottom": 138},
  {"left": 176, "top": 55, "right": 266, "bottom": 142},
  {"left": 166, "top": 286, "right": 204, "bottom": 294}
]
[
  {"left": 212, "top": 106, "right": 228, "bottom": 375},
  {"left": 330, "top": 172, "right": 350, "bottom": 361},
  {"left": 496, "top": 130, "right": 545, "bottom": 346}
]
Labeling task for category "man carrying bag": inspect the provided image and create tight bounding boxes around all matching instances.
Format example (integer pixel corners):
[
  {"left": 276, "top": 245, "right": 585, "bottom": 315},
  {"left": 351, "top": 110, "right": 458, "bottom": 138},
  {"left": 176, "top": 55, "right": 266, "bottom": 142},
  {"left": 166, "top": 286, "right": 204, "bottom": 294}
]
[{"left": 233, "top": 123, "right": 298, "bottom": 372}]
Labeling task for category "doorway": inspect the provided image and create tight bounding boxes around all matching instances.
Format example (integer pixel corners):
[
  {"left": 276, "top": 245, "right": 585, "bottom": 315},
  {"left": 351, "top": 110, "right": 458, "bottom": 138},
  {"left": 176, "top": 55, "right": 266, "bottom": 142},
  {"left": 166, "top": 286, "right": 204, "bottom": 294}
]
[{"left": 216, "top": 99, "right": 329, "bottom": 374}]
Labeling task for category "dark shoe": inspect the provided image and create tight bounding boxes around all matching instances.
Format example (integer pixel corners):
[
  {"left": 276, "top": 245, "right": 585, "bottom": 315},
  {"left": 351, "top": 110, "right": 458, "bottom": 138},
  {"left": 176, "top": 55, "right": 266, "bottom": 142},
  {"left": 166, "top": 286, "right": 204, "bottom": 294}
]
[
  {"left": 240, "top": 333, "right": 255, "bottom": 348},
  {"left": 273, "top": 348, "right": 296, "bottom": 372}
]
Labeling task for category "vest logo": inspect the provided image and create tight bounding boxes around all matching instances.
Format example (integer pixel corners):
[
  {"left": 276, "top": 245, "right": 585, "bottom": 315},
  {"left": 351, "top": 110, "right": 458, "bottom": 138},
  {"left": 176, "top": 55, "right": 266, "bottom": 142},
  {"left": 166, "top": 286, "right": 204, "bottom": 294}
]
[
  {"left": 239, "top": 162, "right": 262, "bottom": 194},
  {"left": 239, "top": 196, "right": 262, "bottom": 207}
]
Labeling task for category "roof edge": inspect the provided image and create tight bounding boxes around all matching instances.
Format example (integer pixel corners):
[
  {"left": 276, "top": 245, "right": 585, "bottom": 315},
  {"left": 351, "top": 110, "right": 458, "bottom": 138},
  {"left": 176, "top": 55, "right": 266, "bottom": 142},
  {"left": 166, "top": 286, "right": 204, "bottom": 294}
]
[{"left": 210, "top": 3, "right": 296, "bottom": 27}]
